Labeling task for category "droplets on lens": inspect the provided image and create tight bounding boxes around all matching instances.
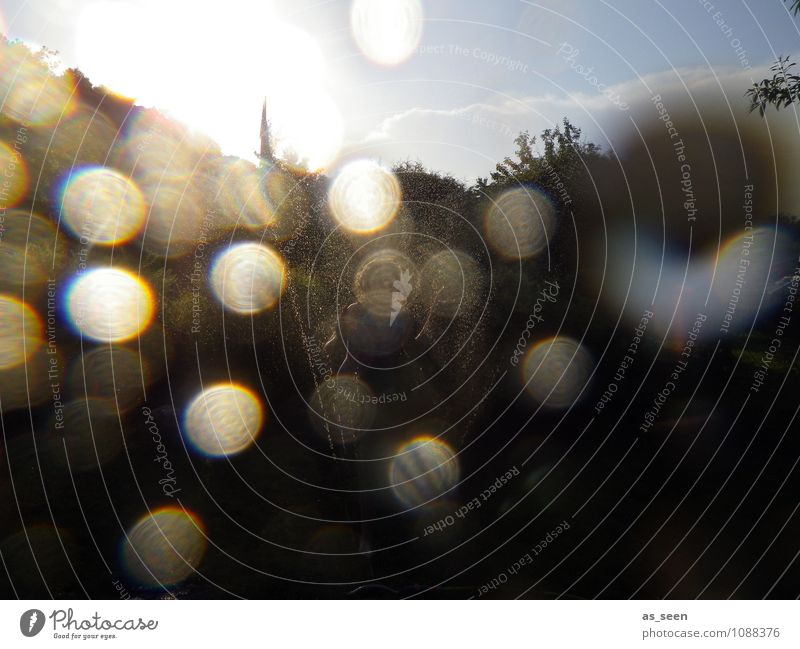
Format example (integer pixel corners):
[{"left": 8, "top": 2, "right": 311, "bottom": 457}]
[
  {"left": 0, "top": 344, "right": 57, "bottom": 412},
  {"left": 0, "top": 211, "right": 62, "bottom": 293},
  {"left": 115, "top": 109, "right": 218, "bottom": 186},
  {"left": 210, "top": 243, "right": 285, "bottom": 314},
  {"left": 184, "top": 383, "right": 263, "bottom": 457},
  {"left": 60, "top": 166, "right": 146, "bottom": 245},
  {"left": 351, "top": 0, "right": 423, "bottom": 66},
  {"left": 42, "top": 398, "right": 121, "bottom": 473},
  {"left": 214, "top": 158, "right": 276, "bottom": 231},
  {"left": 329, "top": 160, "right": 401, "bottom": 233},
  {"left": 0, "top": 296, "right": 42, "bottom": 370},
  {"left": 122, "top": 508, "right": 206, "bottom": 587},
  {"left": 485, "top": 187, "right": 556, "bottom": 260},
  {"left": 0, "top": 42, "right": 74, "bottom": 125},
  {"left": 353, "top": 248, "right": 416, "bottom": 320},
  {"left": 68, "top": 346, "right": 151, "bottom": 413},
  {"left": 141, "top": 184, "right": 210, "bottom": 258},
  {"left": 523, "top": 337, "right": 592, "bottom": 409},
  {"left": 66, "top": 268, "right": 154, "bottom": 343},
  {"left": 390, "top": 436, "right": 459, "bottom": 508},
  {"left": 0, "top": 142, "right": 28, "bottom": 207}
]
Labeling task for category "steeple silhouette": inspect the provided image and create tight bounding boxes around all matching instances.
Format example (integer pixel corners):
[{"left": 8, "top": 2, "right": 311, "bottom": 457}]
[{"left": 258, "top": 98, "right": 273, "bottom": 163}]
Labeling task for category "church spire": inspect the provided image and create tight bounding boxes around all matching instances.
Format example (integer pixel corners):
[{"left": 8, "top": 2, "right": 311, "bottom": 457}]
[{"left": 259, "top": 97, "right": 273, "bottom": 163}]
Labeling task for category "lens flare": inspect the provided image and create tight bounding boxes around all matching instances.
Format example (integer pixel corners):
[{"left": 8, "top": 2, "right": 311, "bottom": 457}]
[
  {"left": 122, "top": 507, "right": 206, "bottom": 587},
  {"left": 0, "top": 211, "right": 60, "bottom": 293},
  {"left": 523, "top": 337, "right": 592, "bottom": 409},
  {"left": 0, "top": 142, "right": 28, "bottom": 207},
  {"left": 0, "top": 42, "right": 74, "bottom": 125},
  {"left": 0, "top": 297, "right": 42, "bottom": 369},
  {"left": 0, "top": 345, "right": 55, "bottom": 412},
  {"left": 214, "top": 158, "right": 276, "bottom": 230},
  {"left": 43, "top": 398, "right": 121, "bottom": 472},
  {"left": 485, "top": 187, "right": 556, "bottom": 259},
  {"left": 210, "top": 243, "right": 285, "bottom": 314},
  {"left": 69, "top": 346, "right": 150, "bottom": 412},
  {"left": 141, "top": 183, "right": 209, "bottom": 258},
  {"left": 712, "top": 226, "right": 797, "bottom": 327},
  {"left": 419, "top": 250, "right": 485, "bottom": 318},
  {"left": 66, "top": 268, "right": 154, "bottom": 343},
  {"left": 353, "top": 248, "right": 415, "bottom": 319},
  {"left": 308, "top": 375, "right": 377, "bottom": 445},
  {"left": 602, "top": 229, "right": 710, "bottom": 340},
  {"left": 50, "top": 110, "right": 118, "bottom": 169},
  {"left": 60, "top": 167, "right": 146, "bottom": 245},
  {"left": 116, "top": 109, "right": 218, "bottom": 185},
  {"left": 351, "top": 0, "right": 423, "bottom": 66},
  {"left": 390, "top": 436, "right": 459, "bottom": 508},
  {"left": 329, "top": 160, "right": 401, "bottom": 233},
  {"left": 0, "top": 208, "right": 59, "bottom": 248},
  {"left": 184, "top": 383, "right": 263, "bottom": 457},
  {"left": 111, "top": 111, "right": 222, "bottom": 257}
]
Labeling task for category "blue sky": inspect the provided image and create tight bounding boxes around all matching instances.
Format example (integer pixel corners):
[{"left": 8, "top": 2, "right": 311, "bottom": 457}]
[{"left": 2, "top": 0, "right": 799, "bottom": 181}]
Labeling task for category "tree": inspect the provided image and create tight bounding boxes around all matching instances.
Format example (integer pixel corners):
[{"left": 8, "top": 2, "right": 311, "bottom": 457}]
[
  {"left": 390, "top": 159, "right": 474, "bottom": 249},
  {"left": 392, "top": 159, "right": 467, "bottom": 205},
  {"left": 476, "top": 117, "right": 602, "bottom": 209},
  {"left": 746, "top": 0, "right": 800, "bottom": 114}
]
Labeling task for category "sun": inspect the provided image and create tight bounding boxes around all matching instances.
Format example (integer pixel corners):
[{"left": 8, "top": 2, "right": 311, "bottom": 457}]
[{"left": 76, "top": 1, "right": 344, "bottom": 170}]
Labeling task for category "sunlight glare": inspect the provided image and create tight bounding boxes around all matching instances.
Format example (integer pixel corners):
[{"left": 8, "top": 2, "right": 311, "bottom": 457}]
[
  {"left": 66, "top": 268, "right": 154, "bottom": 343},
  {"left": 0, "top": 297, "right": 42, "bottom": 370},
  {"left": 485, "top": 187, "right": 556, "bottom": 259},
  {"left": 351, "top": 0, "right": 423, "bottom": 66},
  {"left": 184, "top": 383, "right": 263, "bottom": 457},
  {"left": 210, "top": 243, "right": 286, "bottom": 314},
  {"left": 123, "top": 507, "right": 206, "bottom": 587},
  {"left": 390, "top": 436, "right": 459, "bottom": 508},
  {"left": 523, "top": 337, "right": 592, "bottom": 409},
  {"left": 329, "top": 160, "right": 401, "bottom": 233},
  {"left": 60, "top": 167, "right": 146, "bottom": 245}
]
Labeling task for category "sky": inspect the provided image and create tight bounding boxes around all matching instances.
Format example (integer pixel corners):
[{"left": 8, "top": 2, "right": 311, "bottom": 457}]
[{"left": 2, "top": 0, "right": 799, "bottom": 182}]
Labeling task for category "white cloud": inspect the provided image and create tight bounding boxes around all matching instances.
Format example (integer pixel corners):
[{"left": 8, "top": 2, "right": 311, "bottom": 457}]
[{"left": 357, "top": 61, "right": 800, "bottom": 182}]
